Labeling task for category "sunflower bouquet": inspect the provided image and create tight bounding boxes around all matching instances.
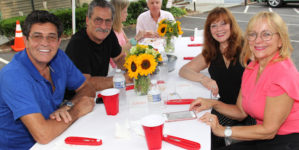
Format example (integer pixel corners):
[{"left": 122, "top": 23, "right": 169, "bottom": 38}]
[
  {"left": 124, "top": 44, "right": 162, "bottom": 95},
  {"left": 158, "top": 19, "right": 183, "bottom": 53}
]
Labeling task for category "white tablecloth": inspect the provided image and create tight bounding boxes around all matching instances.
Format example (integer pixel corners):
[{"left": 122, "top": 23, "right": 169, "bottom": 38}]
[{"left": 31, "top": 35, "right": 212, "bottom": 150}]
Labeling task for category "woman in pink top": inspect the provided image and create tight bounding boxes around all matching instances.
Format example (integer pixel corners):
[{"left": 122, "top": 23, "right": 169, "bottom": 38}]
[
  {"left": 109, "top": 0, "right": 144, "bottom": 70},
  {"left": 190, "top": 12, "right": 299, "bottom": 150},
  {"left": 111, "top": 0, "right": 130, "bottom": 51},
  {"left": 111, "top": 0, "right": 144, "bottom": 51}
]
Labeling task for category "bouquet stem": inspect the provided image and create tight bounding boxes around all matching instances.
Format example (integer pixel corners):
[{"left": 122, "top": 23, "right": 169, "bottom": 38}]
[
  {"left": 165, "top": 36, "right": 175, "bottom": 53},
  {"left": 134, "top": 76, "right": 151, "bottom": 95}
]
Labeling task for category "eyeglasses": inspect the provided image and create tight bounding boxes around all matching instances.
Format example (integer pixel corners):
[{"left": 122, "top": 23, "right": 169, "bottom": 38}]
[
  {"left": 210, "top": 21, "right": 227, "bottom": 30},
  {"left": 29, "top": 34, "right": 58, "bottom": 43},
  {"left": 93, "top": 17, "right": 113, "bottom": 26},
  {"left": 247, "top": 30, "right": 278, "bottom": 41}
]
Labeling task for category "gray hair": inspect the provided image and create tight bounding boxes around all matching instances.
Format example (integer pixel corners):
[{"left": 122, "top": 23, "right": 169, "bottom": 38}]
[{"left": 87, "top": 0, "right": 115, "bottom": 20}]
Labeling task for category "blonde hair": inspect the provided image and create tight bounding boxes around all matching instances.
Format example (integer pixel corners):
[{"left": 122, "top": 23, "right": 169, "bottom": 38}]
[
  {"left": 111, "top": 0, "right": 129, "bottom": 32},
  {"left": 240, "top": 11, "right": 293, "bottom": 67}
]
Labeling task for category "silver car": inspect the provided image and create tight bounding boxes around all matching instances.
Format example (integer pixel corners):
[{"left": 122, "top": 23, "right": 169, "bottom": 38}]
[{"left": 260, "top": 0, "right": 299, "bottom": 7}]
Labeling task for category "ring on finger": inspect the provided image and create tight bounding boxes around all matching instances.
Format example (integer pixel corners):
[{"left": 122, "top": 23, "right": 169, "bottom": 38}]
[{"left": 209, "top": 118, "right": 213, "bottom": 122}]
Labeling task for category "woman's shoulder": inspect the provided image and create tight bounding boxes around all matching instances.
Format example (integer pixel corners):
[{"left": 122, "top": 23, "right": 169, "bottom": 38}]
[
  {"left": 271, "top": 58, "right": 297, "bottom": 74},
  {"left": 262, "top": 58, "right": 299, "bottom": 86}
]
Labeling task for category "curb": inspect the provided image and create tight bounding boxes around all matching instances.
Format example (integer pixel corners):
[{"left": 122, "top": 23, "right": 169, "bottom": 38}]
[{"left": 0, "top": 47, "right": 12, "bottom": 53}]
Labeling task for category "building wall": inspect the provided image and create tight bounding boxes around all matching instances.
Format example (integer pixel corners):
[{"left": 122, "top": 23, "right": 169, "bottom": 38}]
[
  {"left": 0, "top": 0, "right": 71, "bottom": 19},
  {"left": 78, "top": 0, "right": 91, "bottom": 6}
]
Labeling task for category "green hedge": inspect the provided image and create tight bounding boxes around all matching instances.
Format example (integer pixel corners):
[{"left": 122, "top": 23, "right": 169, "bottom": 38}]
[{"left": 0, "top": 0, "right": 186, "bottom": 38}]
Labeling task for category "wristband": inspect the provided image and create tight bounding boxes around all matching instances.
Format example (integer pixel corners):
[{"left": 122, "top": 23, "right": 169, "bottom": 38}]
[{"left": 130, "top": 38, "right": 137, "bottom": 46}]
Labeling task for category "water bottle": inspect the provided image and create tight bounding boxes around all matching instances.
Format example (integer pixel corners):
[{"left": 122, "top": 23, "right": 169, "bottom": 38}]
[
  {"left": 113, "top": 69, "right": 126, "bottom": 101},
  {"left": 147, "top": 80, "right": 161, "bottom": 102}
]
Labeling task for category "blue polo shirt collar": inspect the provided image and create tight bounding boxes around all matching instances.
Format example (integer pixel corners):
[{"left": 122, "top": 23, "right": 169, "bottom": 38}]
[{"left": 16, "top": 49, "right": 56, "bottom": 82}]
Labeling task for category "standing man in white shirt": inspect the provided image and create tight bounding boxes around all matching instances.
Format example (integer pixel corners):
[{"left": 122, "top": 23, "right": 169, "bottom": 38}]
[{"left": 136, "top": 0, "right": 175, "bottom": 38}]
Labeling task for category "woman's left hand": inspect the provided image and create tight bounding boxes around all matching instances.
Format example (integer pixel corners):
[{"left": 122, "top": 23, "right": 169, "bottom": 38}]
[{"left": 199, "top": 112, "right": 225, "bottom": 137}]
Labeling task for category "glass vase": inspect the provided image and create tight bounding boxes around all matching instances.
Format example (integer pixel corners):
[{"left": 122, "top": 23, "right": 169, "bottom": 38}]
[
  {"left": 134, "top": 75, "right": 151, "bottom": 96},
  {"left": 164, "top": 36, "right": 175, "bottom": 53}
]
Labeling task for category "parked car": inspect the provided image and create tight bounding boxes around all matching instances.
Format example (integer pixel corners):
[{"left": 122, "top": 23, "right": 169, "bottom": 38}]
[{"left": 260, "top": 0, "right": 299, "bottom": 8}]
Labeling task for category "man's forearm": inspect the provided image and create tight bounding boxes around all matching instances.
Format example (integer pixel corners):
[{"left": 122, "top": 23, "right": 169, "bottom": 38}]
[
  {"left": 72, "top": 81, "right": 95, "bottom": 104},
  {"left": 114, "top": 54, "right": 126, "bottom": 70},
  {"left": 21, "top": 109, "right": 80, "bottom": 144},
  {"left": 89, "top": 76, "right": 114, "bottom": 91}
]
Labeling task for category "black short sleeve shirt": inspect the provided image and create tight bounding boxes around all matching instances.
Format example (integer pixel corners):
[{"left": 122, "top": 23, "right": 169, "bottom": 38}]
[{"left": 65, "top": 28, "right": 121, "bottom": 77}]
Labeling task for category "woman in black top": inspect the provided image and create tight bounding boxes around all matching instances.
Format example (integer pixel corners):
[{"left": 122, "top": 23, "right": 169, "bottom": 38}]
[{"left": 179, "top": 7, "right": 255, "bottom": 149}]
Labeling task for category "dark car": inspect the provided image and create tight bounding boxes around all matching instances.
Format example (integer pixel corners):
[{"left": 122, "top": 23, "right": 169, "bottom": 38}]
[{"left": 260, "top": 0, "right": 299, "bottom": 8}]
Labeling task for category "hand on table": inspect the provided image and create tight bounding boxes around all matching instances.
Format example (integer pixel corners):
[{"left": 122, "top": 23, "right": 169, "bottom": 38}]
[
  {"left": 50, "top": 106, "right": 72, "bottom": 123},
  {"left": 201, "top": 77, "right": 219, "bottom": 96},
  {"left": 189, "top": 97, "right": 217, "bottom": 112},
  {"left": 199, "top": 112, "right": 225, "bottom": 137},
  {"left": 143, "top": 31, "right": 160, "bottom": 38}
]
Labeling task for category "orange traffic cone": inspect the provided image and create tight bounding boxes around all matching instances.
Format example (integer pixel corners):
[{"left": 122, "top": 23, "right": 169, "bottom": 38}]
[{"left": 11, "top": 20, "right": 25, "bottom": 52}]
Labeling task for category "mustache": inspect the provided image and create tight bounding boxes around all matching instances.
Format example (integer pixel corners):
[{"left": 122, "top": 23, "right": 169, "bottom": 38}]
[{"left": 96, "top": 28, "right": 110, "bottom": 33}]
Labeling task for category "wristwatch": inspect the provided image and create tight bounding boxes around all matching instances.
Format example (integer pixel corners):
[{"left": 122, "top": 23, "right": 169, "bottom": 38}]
[
  {"left": 65, "top": 101, "right": 74, "bottom": 108},
  {"left": 224, "top": 126, "right": 232, "bottom": 137}
]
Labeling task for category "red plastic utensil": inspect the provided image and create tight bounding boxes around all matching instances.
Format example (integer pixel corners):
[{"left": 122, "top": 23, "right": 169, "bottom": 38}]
[
  {"left": 126, "top": 84, "right": 134, "bottom": 91},
  {"left": 166, "top": 99, "right": 195, "bottom": 105},
  {"left": 163, "top": 135, "right": 201, "bottom": 150},
  {"left": 183, "top": 57, "right": 194, "bottom": 60},
  {"left": 65, "top": 136, "right": 102, "bottom": 146},
  {"left": 157, "top": 80, "right": 165, "bottom": 84},
  {"left": 187, "top": 44, "right": 203, "bottom": 47}
]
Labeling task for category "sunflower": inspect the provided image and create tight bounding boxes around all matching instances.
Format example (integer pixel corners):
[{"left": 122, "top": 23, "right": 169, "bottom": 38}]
[
  {"left": 159, "top": 18, "right": 166, "bottom": 25},
  {"left": 124, "top": 55, "right": 139, "bottom": 79},
  {"left": 177, "top": 21, "right": 184, "bottom": 35},
  {"left": 137, "top": 44, "right": 148, "bottom": 50},
  {"left": 136, "top": 54, "right": 157, "bottom": 76},
  {"left": 155, "top": 51, "right": 162, "bottom": 62},
  {"left": 157, "top": 24, "right": 167, "bottom": 37},
  {"left": 158, "top": 55, "right": 162, "bottom": 62},
  {"left": 169, "top": 27, "right": 173, "bottom": 33}
]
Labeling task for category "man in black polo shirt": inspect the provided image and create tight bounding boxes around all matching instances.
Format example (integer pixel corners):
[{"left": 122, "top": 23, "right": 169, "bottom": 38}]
[{"left": 65, "top": 0, "right": 130, "bottom": 96}]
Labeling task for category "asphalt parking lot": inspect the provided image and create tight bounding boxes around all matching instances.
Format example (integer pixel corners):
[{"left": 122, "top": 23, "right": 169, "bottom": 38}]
[
  {"left": 176, "top": 3, "right": 299, "bottom": 69},
  {"left": 0, "top": 2, "right": 299, "bottom": 70}
]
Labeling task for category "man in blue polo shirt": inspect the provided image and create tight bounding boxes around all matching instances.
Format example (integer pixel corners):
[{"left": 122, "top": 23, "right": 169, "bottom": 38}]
[{"left": 0, "top": 10, "right": 96, "bottom": 149}]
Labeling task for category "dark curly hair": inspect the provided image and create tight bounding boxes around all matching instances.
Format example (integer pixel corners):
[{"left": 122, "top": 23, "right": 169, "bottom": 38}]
[{"left": 23, "top": 10, "right": 63, "bottom": 38}]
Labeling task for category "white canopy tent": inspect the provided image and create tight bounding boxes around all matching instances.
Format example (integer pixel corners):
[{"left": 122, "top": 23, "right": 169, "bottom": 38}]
[{"left": 72, "top": 0, "right": 76, "bottom": 34}]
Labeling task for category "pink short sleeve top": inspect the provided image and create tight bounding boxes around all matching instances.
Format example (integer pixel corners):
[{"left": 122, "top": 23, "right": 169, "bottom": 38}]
[
  {"left": 114, "top": 30, "right": 127, "bottom": 46},
  {"left": 242, "top": 53, "right": 299, "bottom": 135}
]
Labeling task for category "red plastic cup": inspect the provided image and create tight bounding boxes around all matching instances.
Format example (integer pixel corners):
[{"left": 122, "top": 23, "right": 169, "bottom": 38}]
[
  {"left": 99, "top": 88, "right": 120, "bottom": 115},
  {"left": 141, "top": 115, "right": 165, "bottom": 150}
]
